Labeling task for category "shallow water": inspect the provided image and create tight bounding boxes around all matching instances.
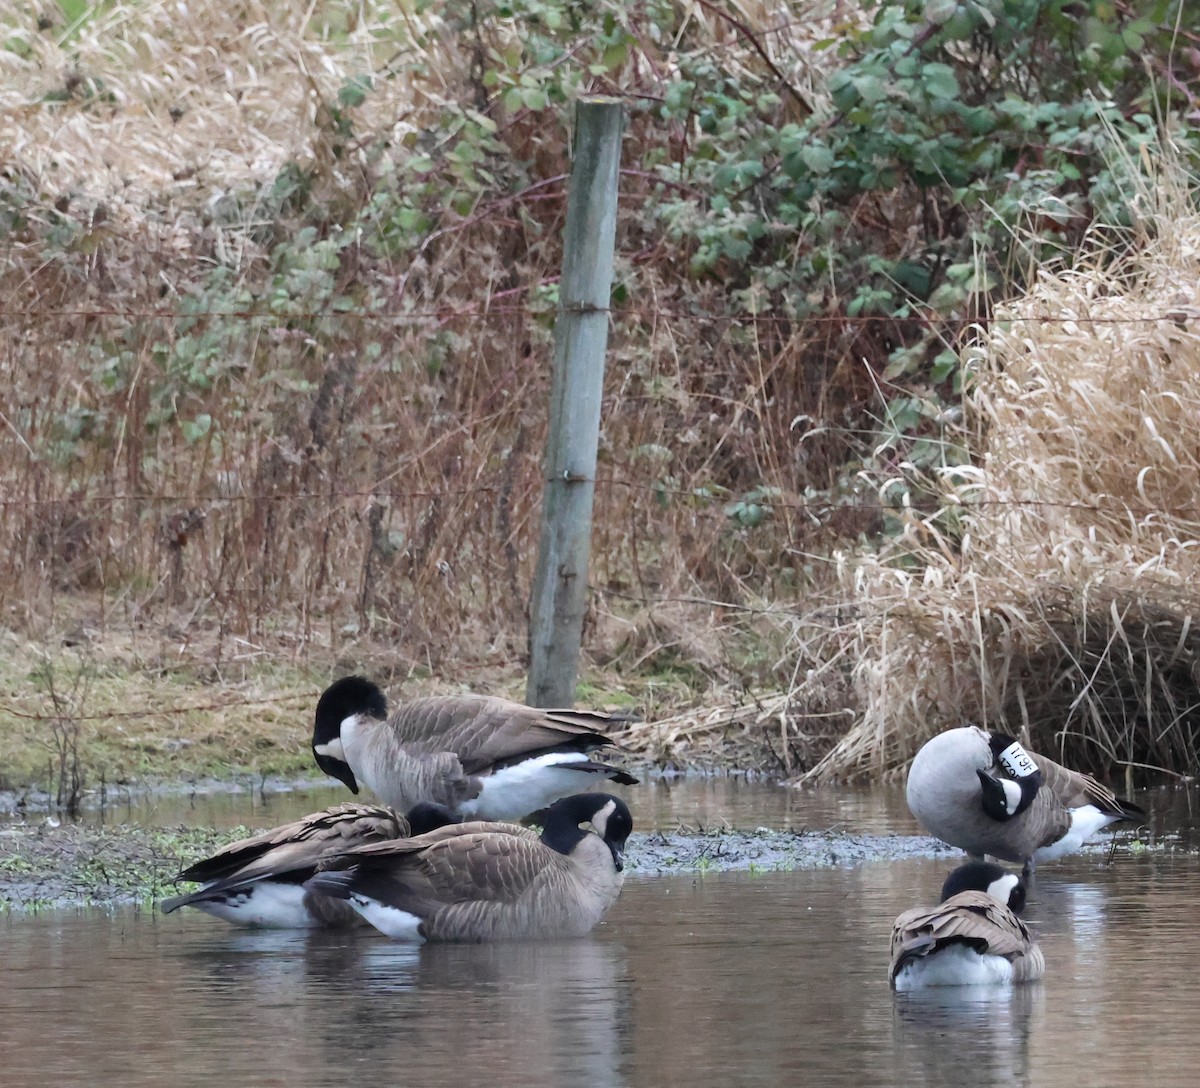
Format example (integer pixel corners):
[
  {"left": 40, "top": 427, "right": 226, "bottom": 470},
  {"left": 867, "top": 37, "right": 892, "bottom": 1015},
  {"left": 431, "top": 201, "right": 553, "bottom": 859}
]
[
  {"left": 13, "top": 768, "right": 1198, "bottom": 844},
  {"left": 4, "top": 842, "right": 1200, "bottom": 1086},
  {"left": 65, "top": 775, "right": 914, "bottom": 835}
]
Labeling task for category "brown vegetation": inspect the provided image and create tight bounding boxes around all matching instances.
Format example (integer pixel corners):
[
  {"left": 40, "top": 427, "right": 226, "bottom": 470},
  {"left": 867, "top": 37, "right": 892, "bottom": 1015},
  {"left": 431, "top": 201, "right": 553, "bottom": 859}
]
[
  {"left": 0, "top": 2, "right": 859, "bottom": 789},
  {"left": 802, "top": 170, "right": 1200, "bottom": 782},
  {"left": 1, "top": 3, "right": 1197, "bottom": 791}
]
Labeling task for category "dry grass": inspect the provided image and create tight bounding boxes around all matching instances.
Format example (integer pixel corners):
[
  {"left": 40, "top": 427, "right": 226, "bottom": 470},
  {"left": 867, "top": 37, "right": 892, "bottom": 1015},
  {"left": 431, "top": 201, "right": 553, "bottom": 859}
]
[
  {"left": 2, "top": 3, "right": 432, "bottom": 199},
  {"left": 0, "top": 1, "right": 862, "bottom": 701},
  {"left": 798, "top": 153, "right": 1200, "bottom": 782},
  {"left": 0, "top": 1, "right": 842, "bottom": 202},
  {"left": 0, "top": 622, "right": 317, "bottom": 791},
  {"left": 4, "top": 5, "right": 1198, "bottom": 788}
]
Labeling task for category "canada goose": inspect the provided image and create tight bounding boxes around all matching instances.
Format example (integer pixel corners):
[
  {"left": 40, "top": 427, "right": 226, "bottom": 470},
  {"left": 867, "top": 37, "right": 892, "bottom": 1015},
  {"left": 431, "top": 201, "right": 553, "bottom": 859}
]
[
  {"left": 160, "top": 801, "right": 459, "bottom": 928},
  {"left": 311, "top": 675, "right": 638, "bottom": 821},
  {"left": 890, "top": 861, "right": 1045, "bottom": 989},
  {"left": 906, "top": 725, "right": 1144, "bottom": 874},
  {"left": 302, "top": 792, "right": 632, "bottom": 942}
]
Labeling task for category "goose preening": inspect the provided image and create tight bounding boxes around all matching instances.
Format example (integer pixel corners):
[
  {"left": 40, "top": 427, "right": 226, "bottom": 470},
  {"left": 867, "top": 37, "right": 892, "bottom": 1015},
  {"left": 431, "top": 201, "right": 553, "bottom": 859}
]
[
  {"left": 302, "top": 792, "right": 632, "bottom": 942},
  {"left": 311, "top": 675, "right": 638, "bottom": 821},
  {"left": 160, "top": 801, "right": 459, "bottom": 928},
  {"left": 889, "top": 861, "right": 1045, "bottom": 990},
  {"left": 906, "top": 725, "right": 1144, "bottom": 874}
]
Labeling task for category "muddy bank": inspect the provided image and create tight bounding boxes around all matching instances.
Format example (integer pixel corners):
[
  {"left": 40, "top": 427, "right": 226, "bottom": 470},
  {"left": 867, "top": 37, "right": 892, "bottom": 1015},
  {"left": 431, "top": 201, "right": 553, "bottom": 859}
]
[
  {"left": 0, "top": 820, "right": 962, "bottom": 912},
  {"left": 628, "top": 826, "right": 956, "bottom": 874},
  {"left": 0, "top": 823, "right": 229, "bottom": 911}
]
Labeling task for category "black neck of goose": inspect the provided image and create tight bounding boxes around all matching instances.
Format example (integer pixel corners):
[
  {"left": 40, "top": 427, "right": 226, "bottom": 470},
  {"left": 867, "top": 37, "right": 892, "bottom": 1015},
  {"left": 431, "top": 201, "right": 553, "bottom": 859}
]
[
  {"left": 405, "top": 802, "right": 462, "bottom": 837},
  {"left": 988, "top": 732, "right": 1039, "bottom": 780},
  {"left": 541, "top": 812, "right": 589, "bottom": 857},
  {"left": 541, "top": 794, "right": 631, "bottom": 867},
  {"left": 988, "top": 731, "right": 1017, "bottom": 759},
  {"left": 941, "top": 860, "right": 1007, "bottom": 900},
  {"left": 1010, "top": 771, "right": 1041, "bottom": 816}
]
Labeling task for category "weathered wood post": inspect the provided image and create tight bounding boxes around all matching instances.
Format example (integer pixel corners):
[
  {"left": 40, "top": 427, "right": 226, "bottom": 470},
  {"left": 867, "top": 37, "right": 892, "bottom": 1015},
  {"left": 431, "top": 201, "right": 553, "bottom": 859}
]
[{"left": 526, "top": 97, "right": 624, "bottom": 708}]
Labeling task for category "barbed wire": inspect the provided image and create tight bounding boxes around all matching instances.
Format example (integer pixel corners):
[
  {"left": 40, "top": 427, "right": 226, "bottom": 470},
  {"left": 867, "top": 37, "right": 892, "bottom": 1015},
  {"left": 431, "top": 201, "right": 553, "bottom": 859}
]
[
  {"left": 0, "top": 589, "right": 799, "bottom": 723},
  {"left": 0, "top": 477, "right": 1196, "bottom": 520},
  {"left": 0, "top": 651, "right": 568, "bottom": 723},
  {"left": 1, "top": 19, "right": 1185, "bottom": 733}
]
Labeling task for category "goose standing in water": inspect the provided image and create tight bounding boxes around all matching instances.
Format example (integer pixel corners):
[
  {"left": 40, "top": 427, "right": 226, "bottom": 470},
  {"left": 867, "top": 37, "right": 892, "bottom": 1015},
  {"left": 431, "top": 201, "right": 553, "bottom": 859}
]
[
  {"left": 311, "top": 675, "right": 638, "bottom": 821},
  {"left": 906, "top": 725, "right": 1143, "bottom": 875}
]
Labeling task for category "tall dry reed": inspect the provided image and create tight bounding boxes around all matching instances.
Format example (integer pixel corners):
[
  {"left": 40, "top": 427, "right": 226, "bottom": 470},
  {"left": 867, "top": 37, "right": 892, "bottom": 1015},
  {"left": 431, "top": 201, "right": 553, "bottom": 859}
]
[{"left": 802, "top": 154, "right": 1200, "bottom": 781}]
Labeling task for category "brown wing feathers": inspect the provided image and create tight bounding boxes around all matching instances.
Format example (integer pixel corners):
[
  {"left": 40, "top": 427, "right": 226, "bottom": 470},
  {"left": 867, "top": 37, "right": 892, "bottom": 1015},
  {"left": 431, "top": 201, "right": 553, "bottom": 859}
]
[
  {"left": 163, "top": 804, "right": 411, "bottom": 915},
  {"left": 1030, "top": 752, "right": 1145, "bottom": 819},
  {"left": 176, "top": 803, "right": 404, "bottom": 885},
  {"left": 316, "top": 826, "right": 546, "bottom": 899},
  {"left": 891, "top": 891, "right": 1031, "bottom": 973},
  {"left": 392, "top": 696, "right": 632, "bottom": 775},
  {"left": 308, "top": 828, "right": 554, "bottom": 932}
]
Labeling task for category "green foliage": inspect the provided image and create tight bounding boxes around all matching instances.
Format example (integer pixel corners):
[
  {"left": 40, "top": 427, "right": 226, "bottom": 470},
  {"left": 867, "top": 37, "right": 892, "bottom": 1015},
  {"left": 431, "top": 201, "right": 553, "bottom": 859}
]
[
  {"left": 660, "top": 0, "right": 1186, "bottom": 302},
  {"left": 725, "top": 486, "right": 782, "bottom": 529},
  {"left": 646, "top": 0, "right": 1193, "bottom": 507}
]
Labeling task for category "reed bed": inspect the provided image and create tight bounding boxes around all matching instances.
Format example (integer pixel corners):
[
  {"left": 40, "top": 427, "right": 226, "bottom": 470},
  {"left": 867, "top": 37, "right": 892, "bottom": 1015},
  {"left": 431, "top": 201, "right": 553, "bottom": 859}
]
[{"left": 800, "top": 172, "right": 1200, "bottom": 782}]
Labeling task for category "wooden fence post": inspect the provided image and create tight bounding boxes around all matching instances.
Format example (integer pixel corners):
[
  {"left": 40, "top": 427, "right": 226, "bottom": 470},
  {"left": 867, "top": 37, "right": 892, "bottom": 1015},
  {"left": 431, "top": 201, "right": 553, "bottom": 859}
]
[{"left": 526, "top": 97, "right": 624, "bottom": 707}]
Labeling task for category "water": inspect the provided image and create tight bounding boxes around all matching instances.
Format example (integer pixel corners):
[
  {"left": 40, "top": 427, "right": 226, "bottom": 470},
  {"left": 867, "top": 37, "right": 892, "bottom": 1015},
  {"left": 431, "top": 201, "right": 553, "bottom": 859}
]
[
  {"left": 59, "top": 775, "right": 913, "bottom": 834},
  {"left": 2, "top": 786, "right": 1199, "bottom": 1087}
]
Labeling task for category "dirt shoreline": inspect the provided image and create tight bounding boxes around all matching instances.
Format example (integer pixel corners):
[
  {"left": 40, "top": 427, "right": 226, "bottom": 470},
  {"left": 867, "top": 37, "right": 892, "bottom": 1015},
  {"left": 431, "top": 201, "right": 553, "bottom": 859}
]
[{"left": 0, "top": 819, "right": 960, "bottom": 913}]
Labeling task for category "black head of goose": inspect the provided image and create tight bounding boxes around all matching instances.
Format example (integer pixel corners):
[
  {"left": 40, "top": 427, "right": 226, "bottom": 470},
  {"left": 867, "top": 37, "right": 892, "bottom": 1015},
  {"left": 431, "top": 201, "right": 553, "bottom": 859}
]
[
  {"left": 905, "top": 724, "right": 1144, "bottom": 874},
  {"left": 160, "top": 801, "right": 459, "bottom": 928},
  {"left": 889, "top": 860, "right": 1044, "bottom": 990},
  {"left": 302, "top": 792, "right": 633, "bottom": 942},
  {"left": 311, "top": 675, "right": 639, "bottom": 821}
]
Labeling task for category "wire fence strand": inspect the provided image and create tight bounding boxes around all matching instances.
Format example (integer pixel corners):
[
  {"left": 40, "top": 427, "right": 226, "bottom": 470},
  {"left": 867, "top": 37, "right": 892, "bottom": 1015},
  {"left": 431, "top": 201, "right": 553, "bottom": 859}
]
[
  {"left": 1, "top": 305, "right": 1193, "bottom": 325},
  {"left": 0, "top": 479, "right": 1196, "bottom": 519}
]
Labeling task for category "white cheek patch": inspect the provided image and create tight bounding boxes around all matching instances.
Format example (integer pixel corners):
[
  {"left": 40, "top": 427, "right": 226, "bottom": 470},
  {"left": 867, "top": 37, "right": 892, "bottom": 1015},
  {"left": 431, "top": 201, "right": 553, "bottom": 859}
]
[
  {"left": 999, "top": 741, "right": 1038, "bottom": 780},
  {"left": 589, "top": 799, "right": 617, "bottom": 839},
  {"left": 314, "top": 738, "right": 346, "bottom": 761},
  {"left": 1000, "top": 778, "right": 1023, "bottom": 815},
  {"left": 986, "top": 873, "right": 1019, "bottom": 904}
]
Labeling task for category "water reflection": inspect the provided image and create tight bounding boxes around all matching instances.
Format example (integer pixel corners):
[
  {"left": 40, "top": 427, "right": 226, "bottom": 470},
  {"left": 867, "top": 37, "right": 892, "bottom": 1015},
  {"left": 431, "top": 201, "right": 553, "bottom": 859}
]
[
  {"left": 892, "top": 984, "right": 1043, "bottom": 1085},
  {"left": 52, "top": 919, "right": 632, "bottom": 1088},
  {"left": 13, "top": 776, "right": 1199, "bottom": 861},
  {"left": 398, "top": 941, "right": 629, "bottom": 1088}
]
